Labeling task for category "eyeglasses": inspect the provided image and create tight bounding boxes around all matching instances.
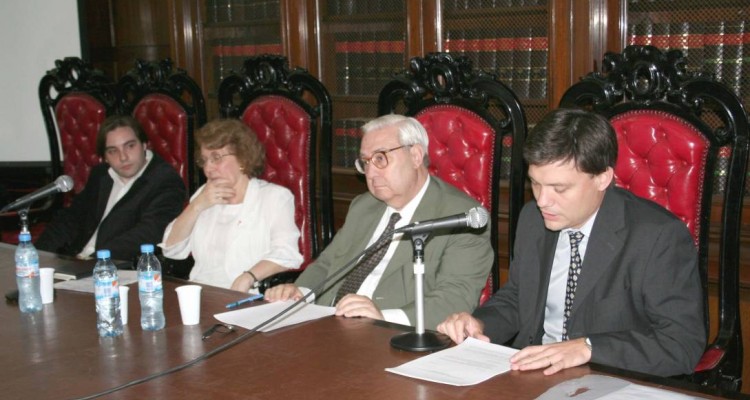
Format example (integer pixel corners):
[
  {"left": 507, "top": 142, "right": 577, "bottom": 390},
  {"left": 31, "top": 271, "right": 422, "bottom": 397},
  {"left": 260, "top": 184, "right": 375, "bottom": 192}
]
[
  {"left": 201, "top": 323, "right": 236, "bottom": 340},
  {"left": 354, "top": 145, "right": 409, "bottom": 174},
  {"left": 196, "top": 153, "right": 235, "bottom": 168}
]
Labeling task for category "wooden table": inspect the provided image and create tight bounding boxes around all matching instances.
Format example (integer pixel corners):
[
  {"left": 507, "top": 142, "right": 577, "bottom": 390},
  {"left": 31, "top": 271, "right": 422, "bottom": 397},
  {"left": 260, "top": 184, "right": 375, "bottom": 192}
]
[{"left": 0, "top": 243, "right": 742, "bottom": 399}]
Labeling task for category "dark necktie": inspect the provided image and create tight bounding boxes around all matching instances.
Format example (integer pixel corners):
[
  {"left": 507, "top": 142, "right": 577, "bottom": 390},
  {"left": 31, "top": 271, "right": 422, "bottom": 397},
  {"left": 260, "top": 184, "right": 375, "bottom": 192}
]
[
  {"left": 335, "top": 212, "right": 402, "bottom": 303},
  {"left": 561, "top": 230, "right": 585, "bottom": 341}
]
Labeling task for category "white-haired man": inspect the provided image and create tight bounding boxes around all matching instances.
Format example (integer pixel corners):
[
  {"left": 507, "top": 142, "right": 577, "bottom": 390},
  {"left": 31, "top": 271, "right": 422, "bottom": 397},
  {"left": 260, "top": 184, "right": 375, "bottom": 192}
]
[{"left": 266, "top": 114, "right": 493, "bottom": 329}]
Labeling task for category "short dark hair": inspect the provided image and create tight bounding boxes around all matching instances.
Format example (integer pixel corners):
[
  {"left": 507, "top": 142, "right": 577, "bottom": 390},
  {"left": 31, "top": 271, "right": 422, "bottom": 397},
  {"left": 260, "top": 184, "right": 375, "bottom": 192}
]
[
  {"left": 96, "top": 115, "right": 148, "bottom": 157},
  {"left": 523, "top": 108, "right": 617, "bottom": 175},
  {"left": 195, "top": 119, "right": 265, "bottom": 178}
]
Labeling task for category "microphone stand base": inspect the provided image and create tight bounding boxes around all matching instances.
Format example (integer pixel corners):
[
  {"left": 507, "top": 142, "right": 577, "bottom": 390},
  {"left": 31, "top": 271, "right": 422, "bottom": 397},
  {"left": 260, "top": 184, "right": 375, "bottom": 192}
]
[{"left": 390, "top": 331, "right": 450, "bottom": 352}]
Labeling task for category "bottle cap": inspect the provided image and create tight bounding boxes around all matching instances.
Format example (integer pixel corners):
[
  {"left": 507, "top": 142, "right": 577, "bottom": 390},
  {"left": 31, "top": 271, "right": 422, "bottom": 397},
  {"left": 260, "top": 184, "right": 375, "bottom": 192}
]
[
  {"left": 18, "top": 233, "right": 31, "bottom": 242},
  {"left": 140, "top": 244, "right": 155, "bottom": 253},
  {"left": 96, "top": 249, "right": 111, "bottom": 259}
]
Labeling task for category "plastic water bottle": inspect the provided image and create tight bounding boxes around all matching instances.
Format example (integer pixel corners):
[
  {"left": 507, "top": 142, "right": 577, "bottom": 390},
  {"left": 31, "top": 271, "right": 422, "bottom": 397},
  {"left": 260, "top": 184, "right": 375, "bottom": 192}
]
[
  {"left": 137, "top": 244, "right": 165, "bottom": 331},
  {"left": 15, "top": 233, "right": 42, "bottom": 313},
  {"left": 94, "top": 249, "right": 123, "bottom": 337}
]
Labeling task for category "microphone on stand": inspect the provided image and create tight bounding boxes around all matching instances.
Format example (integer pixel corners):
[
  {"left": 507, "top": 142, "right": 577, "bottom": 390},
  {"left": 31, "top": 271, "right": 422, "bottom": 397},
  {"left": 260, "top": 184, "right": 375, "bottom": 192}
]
[
  {"left": 391, "top": 206, "right": 490, "bottom": 352},
  {"left": 1, "top": 175, "right": 74, "bottom": 213},
  {"left": 394, "top": 207, "right": 490, "bottom": 236}
]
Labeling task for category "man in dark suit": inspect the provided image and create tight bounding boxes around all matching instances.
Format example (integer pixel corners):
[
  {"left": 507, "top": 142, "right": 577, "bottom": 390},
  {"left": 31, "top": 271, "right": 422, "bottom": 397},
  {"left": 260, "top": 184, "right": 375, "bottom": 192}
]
[
  {"left": 265, "top": 114, "right": 493, "bottom": 330},
  {"left": 36, "top": 115, "right": 186, "bottom": 262},
  {"left": 438, "top": 108, "right": 705, "bottom": 377}
]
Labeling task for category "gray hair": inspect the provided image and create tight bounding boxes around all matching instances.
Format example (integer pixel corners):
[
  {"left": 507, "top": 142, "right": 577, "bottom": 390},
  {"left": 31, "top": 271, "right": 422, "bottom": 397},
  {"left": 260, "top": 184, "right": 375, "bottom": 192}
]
[{"left": 361, "top": 114, "right": 430, "bottom": 166}]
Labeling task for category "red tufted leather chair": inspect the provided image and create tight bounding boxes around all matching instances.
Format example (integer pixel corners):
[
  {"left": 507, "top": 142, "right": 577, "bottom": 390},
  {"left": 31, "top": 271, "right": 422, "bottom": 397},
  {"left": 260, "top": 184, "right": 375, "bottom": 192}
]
[
  {"left": 1, "top": 58, "right": 117, "bottom": 244},
  {"left": 218, "top": 55, "right": 334, "bottom": 289},
  {"left": 561, "top": 45, "right": 749, "bottom": 391},
  {"left": 378, "top": 52, "right": 528, "bottom": 305},
  {"left": 118, "top": 59, "right": 207, "bottom": 194}
]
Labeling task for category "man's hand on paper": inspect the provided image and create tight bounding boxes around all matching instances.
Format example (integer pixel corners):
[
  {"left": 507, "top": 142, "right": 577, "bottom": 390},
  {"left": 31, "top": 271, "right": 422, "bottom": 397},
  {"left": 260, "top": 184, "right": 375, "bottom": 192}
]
[
  {"left": 510, "top": 338, "right": 591, "bottom": 375},
  {"left": 335, "top": 294, "right": 384, "bottom": 321},
  {"left": 264, "top": 283, "right": 303, "bottom": 302},
  {"left": 436, "top": 312, "right": 491, "bottom": 344}
]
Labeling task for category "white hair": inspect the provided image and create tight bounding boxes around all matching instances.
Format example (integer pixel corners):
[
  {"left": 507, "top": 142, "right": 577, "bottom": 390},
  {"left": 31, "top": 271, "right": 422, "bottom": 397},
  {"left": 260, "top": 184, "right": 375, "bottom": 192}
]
[{"left": 361, "top": 114, "right": 430, "bottom": 166}]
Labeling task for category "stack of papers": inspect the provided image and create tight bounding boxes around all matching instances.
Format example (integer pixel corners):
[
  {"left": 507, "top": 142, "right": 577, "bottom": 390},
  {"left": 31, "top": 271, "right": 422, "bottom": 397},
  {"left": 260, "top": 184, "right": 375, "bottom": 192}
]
[
  {"left": 386, "top": 337, "right": 516, "bottom": 386},
  {"left": 215, "top": 300, "right": 335, "bottom": 332}
]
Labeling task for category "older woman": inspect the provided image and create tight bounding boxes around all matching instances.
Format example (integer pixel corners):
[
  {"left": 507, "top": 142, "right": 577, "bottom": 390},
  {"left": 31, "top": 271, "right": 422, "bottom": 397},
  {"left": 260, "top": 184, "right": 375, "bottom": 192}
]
[{"left": 161, "top": 119, "right": 302, "bottom": 292}]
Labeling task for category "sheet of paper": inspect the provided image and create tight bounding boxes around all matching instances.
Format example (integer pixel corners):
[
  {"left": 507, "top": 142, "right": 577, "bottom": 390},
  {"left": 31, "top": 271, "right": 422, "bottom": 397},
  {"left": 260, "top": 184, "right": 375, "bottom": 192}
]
[
  {"left": 214, "top": 300, "right": 335, "bottom": 332},
  {"left": 535, "top": 375, "right": 706, "bottom": 400},
  {"left": 54, "top": 270, "right": 138, "bottom": 293},
  {"left": 385, "top": 337, "right": 516, "bottom": 386}
]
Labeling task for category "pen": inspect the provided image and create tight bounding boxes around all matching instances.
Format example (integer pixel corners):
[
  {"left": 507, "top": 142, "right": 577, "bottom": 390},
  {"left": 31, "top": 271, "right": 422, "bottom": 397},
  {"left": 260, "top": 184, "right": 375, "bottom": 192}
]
[{"left": 225, "top": 294, "right": 264, "bottom": 309}]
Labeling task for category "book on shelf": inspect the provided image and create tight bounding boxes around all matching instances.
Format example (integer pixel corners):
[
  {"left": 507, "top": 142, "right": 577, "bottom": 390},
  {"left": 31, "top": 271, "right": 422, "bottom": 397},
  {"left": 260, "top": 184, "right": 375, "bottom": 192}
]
[
  {"left": 333, "top": 121, "right": 348, "bottom": 167},
  {"left": 335, "top": 35, "right": 351, "bottom": 96},
  {"left": 511, "top": 27, "right": 533, "bottom": 99},
  {"left": 478, "top": 36, "right": 498, "bottom": 73},
  {"left": 722, "top": 20, "right": 745, "bottom": 97},
  {"left": 495, "top": 29, "right": 515, "bottom": 89},
  {"left": 703, "top": 21, "right": 726, "bottom": 81},
  {"left": 362, "top": 33, "right": 379, "bottom": 96},
  {"left": 529, "top": 29, "right": 548, "bottom": 100}
]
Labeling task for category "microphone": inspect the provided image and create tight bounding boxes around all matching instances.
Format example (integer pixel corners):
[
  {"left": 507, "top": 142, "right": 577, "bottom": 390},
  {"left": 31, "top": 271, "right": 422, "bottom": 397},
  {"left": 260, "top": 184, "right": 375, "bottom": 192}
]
[
  {"left": 393, "top": 206, "right": 490, "bottom": 236},
  {"left": 1, "top": 175, "right": 74, "bottom": 213}
]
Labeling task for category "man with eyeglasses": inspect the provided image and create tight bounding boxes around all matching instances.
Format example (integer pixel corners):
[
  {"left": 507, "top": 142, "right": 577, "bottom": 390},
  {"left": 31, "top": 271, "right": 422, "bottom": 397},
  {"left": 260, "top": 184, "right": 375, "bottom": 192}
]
[
  {"left": 36, "top": 115, "right": 186, "bottom": 262},
  {"left": 265, "top": 114, "right": 493, "bottom": 330}
]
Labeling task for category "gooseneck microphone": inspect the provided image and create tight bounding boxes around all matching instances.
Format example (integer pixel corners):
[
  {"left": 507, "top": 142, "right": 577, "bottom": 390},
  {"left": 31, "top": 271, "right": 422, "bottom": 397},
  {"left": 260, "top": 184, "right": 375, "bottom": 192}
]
[
  {"left": 393, "top": 206, "right": 490, "bottom": 236},
  {"left": 1, "top": 175, "right": 74, "bottom": 213}
]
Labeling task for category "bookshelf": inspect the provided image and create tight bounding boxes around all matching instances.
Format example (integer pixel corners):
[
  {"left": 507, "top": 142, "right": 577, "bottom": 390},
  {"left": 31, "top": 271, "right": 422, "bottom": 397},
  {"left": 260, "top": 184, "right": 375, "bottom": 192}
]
[
  {"left": 439, "top": 0, "right": 550, "bottom": 125},
  {"left": 618, "top": 0, "right": 750, "bottom": 195},
  {"left": 201, "top": 0, "right": 284, "bottom": 117},
  {"left": 319, "top": 1, "right": 407, "bottom": 170}
]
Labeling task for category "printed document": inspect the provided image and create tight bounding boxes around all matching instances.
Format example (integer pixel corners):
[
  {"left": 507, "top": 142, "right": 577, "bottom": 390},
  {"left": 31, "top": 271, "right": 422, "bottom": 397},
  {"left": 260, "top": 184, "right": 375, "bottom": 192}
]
[
  {"left": 215, "top": 300, "right": 335, "bottom": 332},
  {"left": 386, "top": 337, "right": 515, "bottom": 386}
]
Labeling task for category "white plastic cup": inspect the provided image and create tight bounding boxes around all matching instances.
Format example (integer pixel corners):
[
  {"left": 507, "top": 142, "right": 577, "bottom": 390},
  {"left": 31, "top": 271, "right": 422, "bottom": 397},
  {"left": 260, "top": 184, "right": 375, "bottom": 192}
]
[
  {"left": 40, "top": 268, "right": 55, "bottom": 304},
  {"left": 119, "top": 286, "right": 130, "bottom": 325},
  {"left": 175, "top": 285, "right": 202, "bottom": 325}
]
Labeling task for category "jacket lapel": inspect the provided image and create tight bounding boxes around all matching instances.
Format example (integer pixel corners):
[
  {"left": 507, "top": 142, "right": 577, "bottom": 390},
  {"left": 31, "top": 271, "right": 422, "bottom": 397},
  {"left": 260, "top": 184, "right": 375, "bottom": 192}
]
[
  {"left": 570, "top": 188, "right": 626, "bottom": 315},
  {"left": 95, "top": 173, "right": 114, "bottom": 222},
  {"left": 532, "top": 228, "right": 559, "bottom": 340}
]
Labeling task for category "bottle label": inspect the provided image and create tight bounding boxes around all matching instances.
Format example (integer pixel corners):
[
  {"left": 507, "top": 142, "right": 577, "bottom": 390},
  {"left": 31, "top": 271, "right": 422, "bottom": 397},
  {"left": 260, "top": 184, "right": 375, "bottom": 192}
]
[
  {"left": 139, "top": 272, "right": 163, "bottom": 293},
  {"left": 95, "top": 277, "right": 119, "bottom": 300},
  {"left": 16, "top": 261, "right": 39, "bottom": 278}
]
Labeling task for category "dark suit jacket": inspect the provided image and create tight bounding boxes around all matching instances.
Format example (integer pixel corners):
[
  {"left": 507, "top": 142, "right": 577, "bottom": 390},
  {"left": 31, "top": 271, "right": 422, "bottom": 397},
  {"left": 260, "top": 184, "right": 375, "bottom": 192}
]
[
  {"left": 473, "top": 186, "right": 705, "bottom": 376},
  {"left": 295, "top": 177, "right": 494, "bottom": 330},
  {"left": 36, "top": 154, "right": 186, "bottom": 262}
]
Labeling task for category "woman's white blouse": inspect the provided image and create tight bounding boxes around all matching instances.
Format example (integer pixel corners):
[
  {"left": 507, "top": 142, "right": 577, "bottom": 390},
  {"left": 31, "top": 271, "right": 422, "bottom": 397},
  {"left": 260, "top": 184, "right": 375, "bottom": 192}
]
[{"left": 160, "top": 178, "right": 303, "bottom": 289}]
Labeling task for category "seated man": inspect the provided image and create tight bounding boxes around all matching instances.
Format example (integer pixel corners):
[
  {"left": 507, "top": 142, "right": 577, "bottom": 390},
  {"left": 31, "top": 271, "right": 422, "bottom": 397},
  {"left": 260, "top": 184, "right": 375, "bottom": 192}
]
[
  {"left": 437, "top": 108, "right": 705, "bottom": 377},
  {"left": 36, "top": 115, "right": 186, "bottom": 262},
  {"left": 266, "top": 114, "right": 494, "bottom": 329}
]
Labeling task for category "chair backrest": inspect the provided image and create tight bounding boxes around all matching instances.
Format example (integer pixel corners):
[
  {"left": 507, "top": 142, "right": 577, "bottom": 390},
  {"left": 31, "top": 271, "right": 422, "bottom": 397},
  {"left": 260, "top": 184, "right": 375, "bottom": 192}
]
[
  {"left": 378, "top": 52, "right": 527, "bottom": 305},
  {"left": 39, "top": 57, "right": 118, "bottom": 199},
  {"left": 560, "top": 45, "right": 748, "bottom": 391},
  {"left": 118, "top": 59, "right": 207, "bottom": 194},
  {"left": 218, "top": 55, "right": 334, "bottom": 269}
]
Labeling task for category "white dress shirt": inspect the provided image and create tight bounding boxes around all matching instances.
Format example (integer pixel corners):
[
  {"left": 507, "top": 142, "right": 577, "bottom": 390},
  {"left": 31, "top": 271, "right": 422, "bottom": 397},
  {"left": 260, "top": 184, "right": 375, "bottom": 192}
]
[{"left": 542, "top": 210, "right": 597, "bottom": 344}]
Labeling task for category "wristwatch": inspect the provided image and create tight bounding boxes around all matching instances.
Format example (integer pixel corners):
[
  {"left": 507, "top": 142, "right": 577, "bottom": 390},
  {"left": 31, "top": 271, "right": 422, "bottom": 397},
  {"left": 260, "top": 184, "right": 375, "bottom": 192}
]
[
  {"left": 244, "top": 270, "right": 260, "bottom": 289},
  {"left": 584, "top": 337, "right": 593, "bottom": 352}
]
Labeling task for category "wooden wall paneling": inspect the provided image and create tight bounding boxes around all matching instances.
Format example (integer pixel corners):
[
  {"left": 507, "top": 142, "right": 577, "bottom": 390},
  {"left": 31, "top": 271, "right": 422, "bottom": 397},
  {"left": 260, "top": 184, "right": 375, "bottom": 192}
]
[
  {"left": 111, "top": 0, "right": 172, "bottom": 77},
  {"left": 548, "top": 0, "right": 573, "bottom": 108},
  {"left": 283, "top": 0, "right": 311, "bottom": 72},
  {"left": 168, "top": 0, "right": 202, "bottom": 79}
]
